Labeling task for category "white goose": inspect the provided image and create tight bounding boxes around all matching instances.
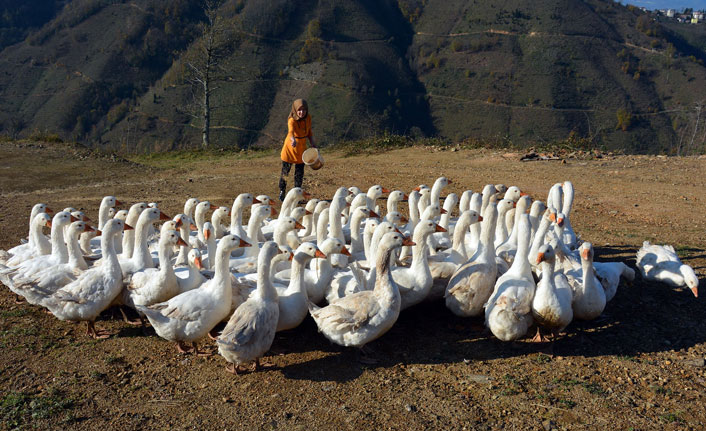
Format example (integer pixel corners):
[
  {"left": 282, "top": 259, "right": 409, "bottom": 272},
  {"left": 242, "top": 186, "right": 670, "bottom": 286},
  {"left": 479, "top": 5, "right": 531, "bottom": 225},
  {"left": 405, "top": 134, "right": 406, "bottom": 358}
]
[
  {"left": 8, "top": 211, "right": 76, "bottom": 281},
  {"left": 594, "top": 260, "right": 636, "bottom": 302},
  {"left": 211, "top": 206, "right": 230, "bottom": 239},
  {"left": 428, "top": 210, "right": 482, "bottom": 287},
  {"left": 217, "top": 241, "right": 281, "bottom": 374},
  {"left": 570, "top": 242, "right": 606, "bottom": 320},
  {"left": 121, "top": 203, "right": 147, "bottom": 259},
  {"left": 531, "top": 243, "right": 573, "bottom": 342},
  {"left": 560, "top": 181, "right": 578, "bottom": 249},
  {"left": 10, "top": 221, "right": 93, "bottom": 305},
  {"left": 1, "top": 212, "right": 52, "bottom": 268},
  {"left": 229, "top": 193, "right": 259, "bottom": 241},
  {"left": 42, "top": 219, "right": 131, "bottom": 338},
  {"left": 175, "top": 249, "right": 206, "bottom": 294},
  {"left": 485, "top": 214, "right": 536, "bottom": 342},
  {"left": 122, "top": 230, "right": 188, "bottom": 312},
  {"left": 636, "top": 241, "right": 699, "bottom": 297},
  {"left": 445, "top": 202, "right": 499, "bottom": 317},
  {"left": 309, "top": 232, "right": 411, "bottom": 361},
  {"left": 393, "top": 220, "right": 443, "bottom": 309},
  {"left": 275, "top": 243, "right": 326, "bottom": 331},
  {"left": 137, "top": 235, "right": 251, "bottom": 354}
]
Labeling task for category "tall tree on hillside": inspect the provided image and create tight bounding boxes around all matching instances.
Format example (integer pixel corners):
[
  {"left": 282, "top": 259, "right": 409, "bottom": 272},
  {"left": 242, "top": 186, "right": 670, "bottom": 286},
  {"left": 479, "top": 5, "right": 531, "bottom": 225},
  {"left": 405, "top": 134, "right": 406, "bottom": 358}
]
[{"left": 184, "top": 0, "right": 231, "bottom": 148}]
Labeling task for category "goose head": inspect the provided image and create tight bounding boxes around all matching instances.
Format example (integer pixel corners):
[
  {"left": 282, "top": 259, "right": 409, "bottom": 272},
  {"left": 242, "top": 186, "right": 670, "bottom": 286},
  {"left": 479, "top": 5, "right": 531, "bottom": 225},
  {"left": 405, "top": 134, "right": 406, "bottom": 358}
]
[
  {"left": 35, "top": 212, "right": 52, "bottom": 229},
  {"left": 536, "top": 243, "right": 556, "bottom": 265},
  {"left": 218, "top": 234, "right": 251, "bottom": 254},
  {"left": 127, "top": 203, "right": 148, "bottom": 224},
  {"left": 32, "top": 203, "right": 53, "bottom": 216},
  {"left": 113, "top": 209, "right": 128, "bottom": 221},
  {"left": 320, "top": 238, "right": 352, "bottom": 257},
  {"left": 504, "top": 186, "right": 523, "bottom": 203},
  {"left": 579, "top": 242, "right": 594, "bottom": 262},
  {"left": 183, "top": 198, "right": 200, "bottom": 216},
  {"left": 680, "top": 265, "right": 699, "bottom": 298},
  {"left": 189, "top": 249, "right": 205, "bottom": 270},
  {"left": 294, "top": 242, "right": 326, "bottom": 264},
  {"left": 68, "top": 221, "right": 93, "bottom": 239}
]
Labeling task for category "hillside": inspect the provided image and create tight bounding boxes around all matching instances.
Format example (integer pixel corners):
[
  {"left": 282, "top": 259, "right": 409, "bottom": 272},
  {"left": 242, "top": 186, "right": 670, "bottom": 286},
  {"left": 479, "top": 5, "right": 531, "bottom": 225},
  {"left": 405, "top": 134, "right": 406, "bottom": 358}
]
[{"left": 0, "top": 0, "right": 705, "bottom": 153}]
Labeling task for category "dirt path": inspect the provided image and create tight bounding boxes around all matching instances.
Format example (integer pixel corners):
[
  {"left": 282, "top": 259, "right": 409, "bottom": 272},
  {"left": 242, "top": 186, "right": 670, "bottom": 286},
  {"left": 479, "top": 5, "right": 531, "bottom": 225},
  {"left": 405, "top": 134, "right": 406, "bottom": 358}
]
[{"left": 0, "top": 142, "right": 705, "bottom": 430}]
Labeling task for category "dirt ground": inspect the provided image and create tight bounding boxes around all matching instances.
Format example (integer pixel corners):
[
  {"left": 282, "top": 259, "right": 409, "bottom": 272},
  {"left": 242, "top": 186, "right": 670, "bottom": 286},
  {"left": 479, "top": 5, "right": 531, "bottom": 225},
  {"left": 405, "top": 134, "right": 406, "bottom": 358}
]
[{"left": 0, "top": 141, "right": 705, "bottom": 431}]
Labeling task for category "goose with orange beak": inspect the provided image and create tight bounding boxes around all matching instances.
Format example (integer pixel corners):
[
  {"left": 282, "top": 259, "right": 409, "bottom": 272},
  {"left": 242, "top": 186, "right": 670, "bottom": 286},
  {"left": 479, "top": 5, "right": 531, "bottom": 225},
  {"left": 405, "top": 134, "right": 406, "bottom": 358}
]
[
  {"left": 137, "top": 234, "right": 251, "bottom": 355},
  {"left": 309, "top": 232, "right": 413, "bottom": 363},
  {"left": 42, "top": 219, "right": 133, "bottom": 339}
]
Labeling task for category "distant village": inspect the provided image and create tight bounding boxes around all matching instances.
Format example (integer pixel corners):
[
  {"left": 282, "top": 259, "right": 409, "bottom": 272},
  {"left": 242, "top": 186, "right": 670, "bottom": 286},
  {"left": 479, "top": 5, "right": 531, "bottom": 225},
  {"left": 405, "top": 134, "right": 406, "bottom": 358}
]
[{"left": 640, "top": 7, "right": 705, "bottom": 24}]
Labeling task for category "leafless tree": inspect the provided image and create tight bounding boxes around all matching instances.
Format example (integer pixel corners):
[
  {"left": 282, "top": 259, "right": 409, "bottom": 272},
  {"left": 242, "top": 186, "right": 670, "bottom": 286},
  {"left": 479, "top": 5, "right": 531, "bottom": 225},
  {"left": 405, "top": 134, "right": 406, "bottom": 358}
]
[{"left": 184, "top": 0, "right": 231, "bottom": 148}]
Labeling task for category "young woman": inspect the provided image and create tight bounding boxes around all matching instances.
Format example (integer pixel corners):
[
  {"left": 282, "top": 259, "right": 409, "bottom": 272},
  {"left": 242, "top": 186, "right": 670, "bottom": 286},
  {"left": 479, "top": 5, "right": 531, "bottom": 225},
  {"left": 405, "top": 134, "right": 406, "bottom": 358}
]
[{"left": 279, "top": 99, "right": 316, "bottom": 202}]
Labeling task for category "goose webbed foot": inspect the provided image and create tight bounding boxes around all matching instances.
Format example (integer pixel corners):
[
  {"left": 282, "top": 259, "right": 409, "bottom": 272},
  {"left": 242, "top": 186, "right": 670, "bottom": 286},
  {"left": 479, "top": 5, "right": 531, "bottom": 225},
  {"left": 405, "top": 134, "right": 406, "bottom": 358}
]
[
  {"left": 194, "top": 342, "right": 214, "bottom": 357},
  {"left": 119, "top": 307, "right": 143, "bottom": 326},
  {"left": 86, "top": 321, "right": 111, "bottom": 339},
  {"left": 530, "top": 327, "right": 551, "bottom": 343},
  {"left": 14, "top": 295, "right": 25, "bottom": 305},
  {"left": 176, "top": 341, "right": 195, "bottom": 354}
]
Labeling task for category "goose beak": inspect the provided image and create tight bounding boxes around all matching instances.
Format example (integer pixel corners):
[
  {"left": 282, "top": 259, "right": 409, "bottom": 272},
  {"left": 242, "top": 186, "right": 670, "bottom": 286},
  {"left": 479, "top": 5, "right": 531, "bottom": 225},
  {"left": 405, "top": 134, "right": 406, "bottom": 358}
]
[
  {"left": 536, "top": 252, "right": 545, "bottom": 264},
  {"left": 346, "top": 202, "right": 351, "bottom": 208},
  {"left": 70, "top": 215, "right": 79, "bottom": 222},
  {"left": 84, "top": 225, "right": 95, "bottom": 232},
  {"left": 435, "top": 224, "right": 447, "bottom": 233},
  {"left": 82, "top": 215, "right": 91, "bottom": 222},
  {"left": 46, "top": 221, "right": 53, "bottom": 228},
  {"left": 369, "top": 210, "right": 380, "bottom": 219},
  {"left": 400, "top": 215, "right": 409, "bottom": 223},
  {"left": 340, "top": 246, "right": 352, "bottom": 257},
  {"left": 478, "top": 215, "right": 484, "bottom": 222},
  {"left": 294, "top": 221, "right": 305, "bottom": 230},
  {"left": 580, "top": 249, "right": 589, "bottom": 260},
  {"left": 175, "top": 218, "right": 184, "bottom": 229},
  {"left": 315, "top": 249, "right": 327, "bottom": 259},
  {"left": 690, "top": 286, "right": 698, "bottom": 298},
  {"left": 403, "top": 193, "right": 409, "bottom": 200},
  {"left": 159, "top": 211, "right": 170, "bottom": 221},
  {"left": 305, "top": 209, "right": 313, "bottom": 216},
  {"left": 402, "top": 237, "right": 416, "bottom": 247},
  {"left": 520, "top": 192, "right": 528, "bottom": 197},
  {"left": 440, "top": 208, "right": 448, "bottom": 214},
  {"left": 270, "top": 207, "right": 279, "bottom": 217},
  {"left": 447, "top": 179, "right": 453, "bottom": 184},
  {"left": 95, "top": 230, "right": 102, "bottom": 236},
  {"left": 381, "top": 187, "right": 391, "bottom": 194},
  {"left": 238, "top": 239, "right": 251, "bottom": 248},
  {"left": 124, "top": 223, "right": 134, "bottom": 231},
  {"left": 288, "top": 252, "right": 294, "bottom": 261},
  {"left": 177, "top": 237, "right": 189, "bottom": 247},
  {"left": 557, "top": 218, "right": 564, "bottom": 227},
  {"left": 413, "top": 186, "right": 421, "bottom": 192},
  {"left": 45, "top": 207, "right": 54, "bottom": 214},
  {"left": 194, "top": 256, "right": 204, "bottom": 270},
  {"left": 549, "top": 213, "right": 556, "bottom": 222},
  {"left": 303, "top": 191, "right": 312, "bottom": 200},
  {"left": 115, "top": 200, "right": 123, "bottom": 206},
  {"left": 190, "top": 223, "right": 198, "bottom": 231},
  {"left": 394, "top": 227, "right": 403, "bottom": 234},
  {"left": 513, "top": 202, "right": 517, "bottom": 208},
  {"left": 252, "top": 198, "right": 262, "bottom": 204},
  {"left": 204, "top": 229, "right": 212, "bottom": 240},
  {"left": 209, "top": 204, "right": 218, "bottom": 210}
]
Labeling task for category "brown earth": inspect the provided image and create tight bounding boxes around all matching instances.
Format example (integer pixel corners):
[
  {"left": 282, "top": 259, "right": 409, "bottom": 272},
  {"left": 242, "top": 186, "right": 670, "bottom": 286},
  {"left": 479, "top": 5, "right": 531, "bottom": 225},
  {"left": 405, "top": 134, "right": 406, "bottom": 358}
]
[{"left": 0, "top": 141, "right": 705, "bottom": 430}]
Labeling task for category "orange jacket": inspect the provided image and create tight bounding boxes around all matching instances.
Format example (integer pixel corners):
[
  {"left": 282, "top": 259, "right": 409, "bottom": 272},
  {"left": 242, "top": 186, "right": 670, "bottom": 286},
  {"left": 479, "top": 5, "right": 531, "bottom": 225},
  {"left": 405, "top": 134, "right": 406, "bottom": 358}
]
[{"left": 280, "top": 116, "right": 312, "bottom": 164}]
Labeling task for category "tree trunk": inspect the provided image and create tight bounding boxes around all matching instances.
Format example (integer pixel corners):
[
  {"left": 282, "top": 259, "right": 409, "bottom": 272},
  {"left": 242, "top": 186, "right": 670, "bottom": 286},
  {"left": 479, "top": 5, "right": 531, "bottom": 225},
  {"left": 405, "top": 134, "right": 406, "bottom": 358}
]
[{"left": 202, "top": 80, "right": 210, "bottom": 148}]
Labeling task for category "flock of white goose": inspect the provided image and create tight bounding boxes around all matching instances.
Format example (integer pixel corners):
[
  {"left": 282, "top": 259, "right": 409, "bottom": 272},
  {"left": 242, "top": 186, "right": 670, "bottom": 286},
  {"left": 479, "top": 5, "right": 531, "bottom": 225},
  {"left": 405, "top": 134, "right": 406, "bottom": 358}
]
[{"left": 0, "top": 178, "right": 700, "bottom": 374}]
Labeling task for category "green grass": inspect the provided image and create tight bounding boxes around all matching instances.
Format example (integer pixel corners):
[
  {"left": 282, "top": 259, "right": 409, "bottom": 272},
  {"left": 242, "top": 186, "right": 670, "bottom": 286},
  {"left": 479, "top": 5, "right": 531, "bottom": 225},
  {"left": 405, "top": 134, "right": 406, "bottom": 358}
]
[
  {"left": 127, "top": 146, "right": 274, "bottom": 169},
  {"left": 659, "top": 411, "right": 684, "bottom": 423},
  {"left": 1, "top": 389, "right": 77, "bottom": 428}
]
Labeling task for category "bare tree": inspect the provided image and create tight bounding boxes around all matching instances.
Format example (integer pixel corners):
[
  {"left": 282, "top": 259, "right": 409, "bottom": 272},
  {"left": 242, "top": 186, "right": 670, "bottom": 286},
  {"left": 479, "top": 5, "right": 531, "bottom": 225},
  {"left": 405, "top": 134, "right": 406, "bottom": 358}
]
[{"left": 184, "top": 0, "right": 231, "bottom": 148}]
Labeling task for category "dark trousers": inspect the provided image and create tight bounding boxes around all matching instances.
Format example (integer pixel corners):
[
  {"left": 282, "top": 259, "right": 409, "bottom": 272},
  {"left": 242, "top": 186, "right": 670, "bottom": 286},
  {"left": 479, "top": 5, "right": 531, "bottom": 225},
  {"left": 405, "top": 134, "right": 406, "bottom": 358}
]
[{"left": 279, "top": 161, "right": 304, "bottom": 200}]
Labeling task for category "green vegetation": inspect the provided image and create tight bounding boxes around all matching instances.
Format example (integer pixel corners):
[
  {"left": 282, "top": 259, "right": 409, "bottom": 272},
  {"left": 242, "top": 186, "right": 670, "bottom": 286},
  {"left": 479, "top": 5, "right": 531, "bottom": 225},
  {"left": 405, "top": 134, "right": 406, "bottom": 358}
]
[{"left": 1, "top": 390, "right": 77, "bottom": 428}]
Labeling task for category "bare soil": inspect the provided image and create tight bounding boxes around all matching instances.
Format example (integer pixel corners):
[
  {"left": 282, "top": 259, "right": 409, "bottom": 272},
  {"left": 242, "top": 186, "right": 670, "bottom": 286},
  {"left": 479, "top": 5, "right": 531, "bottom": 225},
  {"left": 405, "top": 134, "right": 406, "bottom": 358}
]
[{"left": 0, "top": 141, "right": 705, "bottom": 430}]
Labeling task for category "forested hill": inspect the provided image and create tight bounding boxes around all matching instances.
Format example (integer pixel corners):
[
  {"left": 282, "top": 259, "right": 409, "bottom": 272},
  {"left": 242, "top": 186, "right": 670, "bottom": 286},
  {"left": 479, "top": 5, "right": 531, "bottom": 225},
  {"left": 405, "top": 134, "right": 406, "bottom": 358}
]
[{"left": 1, "top": 0, "right": 705, "bottom": 154}]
